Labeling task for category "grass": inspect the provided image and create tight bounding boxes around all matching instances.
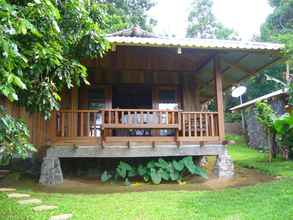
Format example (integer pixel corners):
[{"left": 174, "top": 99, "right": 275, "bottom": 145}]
[
  {"left": 1, "top": 135, "right": 293, "bottom": 220},
  {"left": 227, "top": 134, "right": 293, "bottom": 177}
]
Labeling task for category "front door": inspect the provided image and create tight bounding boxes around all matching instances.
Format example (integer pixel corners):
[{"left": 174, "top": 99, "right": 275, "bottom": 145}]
[
  {"left": 112, "top": 85, "right": 152, "bottom": 136},
  {"left": 112, "top": 85, "right": 152, "bottom": 109}
]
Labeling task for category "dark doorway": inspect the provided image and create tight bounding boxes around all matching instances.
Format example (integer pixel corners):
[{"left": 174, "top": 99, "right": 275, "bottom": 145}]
[{"left": 112, "top": 85, "right": 152, "bottom": 109}]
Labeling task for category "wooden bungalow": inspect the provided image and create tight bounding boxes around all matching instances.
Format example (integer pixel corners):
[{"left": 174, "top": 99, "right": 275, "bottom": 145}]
[{"left": 5, "top": 27, "right": 284, "bottom": 184}]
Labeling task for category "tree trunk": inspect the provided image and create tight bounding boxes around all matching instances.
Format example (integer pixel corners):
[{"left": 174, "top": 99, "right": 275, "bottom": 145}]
[
  {"left": 271, "top": 132, "right": 277, "bottom": 159},
  {"left": 267, "top": 130, "right": 272, "bottom": 162}
]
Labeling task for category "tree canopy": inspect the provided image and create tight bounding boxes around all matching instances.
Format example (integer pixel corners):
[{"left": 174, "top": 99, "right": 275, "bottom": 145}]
[
  {"left": 0, "top": 0, "right": 156, "bottom": 163},
  {"left": 98, "top": 0, "right": 156, "bottom": 32},
  {"left": 186, "top": 0, "right": 238, "bottom": 39},
  {"left": 1, "top": 0, "right": 112, "bottom": 119}
]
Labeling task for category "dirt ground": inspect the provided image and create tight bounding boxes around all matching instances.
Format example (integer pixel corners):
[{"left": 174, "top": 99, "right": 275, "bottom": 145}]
[{"left": 0, "top": 158, "right": 275, "bottom": 194}]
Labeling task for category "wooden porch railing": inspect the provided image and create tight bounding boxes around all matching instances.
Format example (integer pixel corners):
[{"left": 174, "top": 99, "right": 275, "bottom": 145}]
[
  {"left": 101, "top": 109, "right": 180, "bottom": 129},
  {"left": 55, "top": 109, "right": 220, "bottom": 143},
  {"left": 181, "top": 112, "right": 219, "bottom": 138}
]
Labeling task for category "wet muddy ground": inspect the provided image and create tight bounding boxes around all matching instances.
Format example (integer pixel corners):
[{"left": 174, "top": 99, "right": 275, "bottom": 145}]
[{"left": 1, "top": 158, "right": 275, "bottom": 194}]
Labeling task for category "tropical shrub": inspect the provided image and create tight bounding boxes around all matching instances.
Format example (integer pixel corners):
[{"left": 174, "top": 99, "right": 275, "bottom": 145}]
[
  {"left": 101, "top": 157, "right": 208, "bottom": 185},
  {"left": 0, "top": 107, "right": 35, "bottom": 165},
  {"left": 274, "top": 112, "right": 293, "bottom": 159},
  {"left": 256, "top": 101, "right": 293, "bottom": 159},
  {"left": 255, "top": 101, "right": 278, "bottom": 160}
]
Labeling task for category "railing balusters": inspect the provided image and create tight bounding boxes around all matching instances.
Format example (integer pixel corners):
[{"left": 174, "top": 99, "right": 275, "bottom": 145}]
[
  {"left": 182, "top": 113, "right": 185, "bottom": 137},
  {"left": 128, "top": 111, "right": 131, "bottom": 124},
  {"left": 194, "top": 113, "right": 197, "bottom": 137},
  {"left": 188, "top": 113, "right": 191, "bottom": 136},
  {"left": 121, "top": 111, "right": 124, "bottom": 124},
  {"left": 61, "top": 112, "right": 65, "bottom": 137},
  {"left": 115, "top": 111, "right": 118, "bottom": 125},
  {"left": 80, "top": 112, "right": 84, "bottom": 136},
  {"left": 205, "top": 113, "right": 209, "bottom": 136},
  {"left": 211, "top": 114, "right": 215, "bottom": 136},
  {"left": 94, "top": 112, "right": 97, "bottom": 136},
  {"left": 55, "top": 110, "right": 219, "bottom": 141},
  {"left": 200, "top": 113, "right": 203, "bottom": 137},
  {"left": 141, "top": 111, "right": 144, "bottom": 124}
]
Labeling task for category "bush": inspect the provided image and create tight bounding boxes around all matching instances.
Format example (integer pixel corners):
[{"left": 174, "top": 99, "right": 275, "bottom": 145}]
[{"left": 0, "top": 106, "right": 35, "bottom": 165}]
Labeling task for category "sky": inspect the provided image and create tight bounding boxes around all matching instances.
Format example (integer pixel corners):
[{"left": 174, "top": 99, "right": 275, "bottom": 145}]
[{"left": 148, "top": 0, "right": 273, "bottom": 40}]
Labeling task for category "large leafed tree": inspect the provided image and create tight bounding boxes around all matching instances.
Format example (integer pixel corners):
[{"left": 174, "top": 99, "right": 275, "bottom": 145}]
[
  {"left": 0, "top": 0, "right": 155, "bottom": 163},
  {"left": 97, "top": 0, "right": 156, "bottom": 32}
]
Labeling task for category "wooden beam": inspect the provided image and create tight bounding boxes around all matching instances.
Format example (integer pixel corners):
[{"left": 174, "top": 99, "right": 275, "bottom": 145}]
[
  {"left": 198, "top": 53, "right": 250, "bottom": 91},
  {"left": 254, "top": 56, "right": 283, "bottom": 73},
  {"left": 220, "top": 53, "right": 250, "bottom": 75},
  {"left": 194, "top": 53, "right": 217, "bottom": 74},
  {"left": 199, "top": 54, "right": 282, "bottom": 103},
  {"left": 214, "top": 56, "right": 225, "bottom": 141},
  {"left": 221, "top": 56, "right": 284, "bottom": 94},
  {"left": 110, "top": 67, "right": 203, "bottom": 73},
  {"left": 221, "top": 57, "right": 256, "bottom": 75}
]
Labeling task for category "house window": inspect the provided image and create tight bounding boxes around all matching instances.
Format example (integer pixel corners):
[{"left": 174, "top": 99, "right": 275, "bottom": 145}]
[
  {"left": 88, "top": 88, "right": 106, "bottom": 109},
  {"left": 158, "top": 89, "right": 178, "bottom": 110}
]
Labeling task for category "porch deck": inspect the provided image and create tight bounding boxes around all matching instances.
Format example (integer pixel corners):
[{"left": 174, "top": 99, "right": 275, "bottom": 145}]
[{"left": 52, "top": 109, "right": 222, "bottom": 147}]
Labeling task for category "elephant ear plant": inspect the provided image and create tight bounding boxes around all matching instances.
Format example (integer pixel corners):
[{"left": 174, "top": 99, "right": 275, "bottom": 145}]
[{"left": 101, "top": 157, "right": 208, "bottom": 185}]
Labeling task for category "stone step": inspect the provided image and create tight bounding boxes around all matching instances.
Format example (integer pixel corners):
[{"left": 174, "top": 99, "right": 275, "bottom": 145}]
[
  {"left": 0, "top": 187, "right": 16, "bottom": 192},
  {"left": 0, "top": 170, "right": 10, "bottom": 178},
  {"left": 33, "top": 205, "right": 58, "bottom": 212},
  {"left": 18, "top": 198, "right": 42, "bottom": 205},
  {"left": 49, "top": 214, "right": 73, "bottom": 220},
  {"left": 7, "top": 193, "right": 30, "bottom": 198}
]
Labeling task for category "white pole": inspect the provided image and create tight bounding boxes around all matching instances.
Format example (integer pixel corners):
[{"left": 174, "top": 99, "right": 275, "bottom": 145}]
[{"left": 240, "top": 95, "right": 245, "bottom": 131}]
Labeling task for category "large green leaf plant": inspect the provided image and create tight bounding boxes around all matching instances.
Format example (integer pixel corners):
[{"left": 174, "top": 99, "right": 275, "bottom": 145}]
[{"left": 101, "top": 157, "right": 208, "bottom": 185}]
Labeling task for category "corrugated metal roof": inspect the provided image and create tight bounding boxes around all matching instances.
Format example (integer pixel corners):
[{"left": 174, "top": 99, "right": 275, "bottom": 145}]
[
  {"left": 106, "top": 36, "right": 284, "bottom": 51},
  {"left": 108, "top": 26, "right": 160, "bottom": 38},
  {"left": 230, "top": 89, "right": 287, "bottom": 111}
]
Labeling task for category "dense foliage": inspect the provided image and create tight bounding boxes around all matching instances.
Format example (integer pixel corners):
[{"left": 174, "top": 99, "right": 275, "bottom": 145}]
[
  {"left": 0, "top": 0, "right": 155, "bottom": 163},
  {"left": 0, "top": 106, "right": 35, "bottom": 164},
  {"left": 226, "top": 0, "right": 293, "bottom": 119},
  {"left": 256, "top": 101, "right": 293, "bottom": 159},
  {"left": 101, "top": 157, "right": 208, "bottom": 185},
  {"left": 97, "top": 0, "right": 156, "bottom": 32},
  {"left": 1, "top": 0, "right": 113, "bottom": 118},
  {"left": 186, "top": 0, "right": 238, "bottom": 39},
  {"left": 245, "top": 0, "right": 293, "bottom": 100},
  {"left": 0, "top": 0, "right": 117, "bottom": 162}
]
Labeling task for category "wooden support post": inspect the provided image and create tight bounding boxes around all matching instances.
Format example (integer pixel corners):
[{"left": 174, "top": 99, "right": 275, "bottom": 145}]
[
  {"left": 199, "top": 141, "right": 204, "bottom": 147},
  {"left": 214, "top": 56, "right": 225, "bottom": 141},
  {"left": 47, "top": 111, "right": 56, "bottom": 144},
  {"left": 70, "top": 87, "right": 78, "bottom": 137}
]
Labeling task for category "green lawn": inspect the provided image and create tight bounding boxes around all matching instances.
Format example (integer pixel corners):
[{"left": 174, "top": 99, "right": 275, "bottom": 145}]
[
  {"left": 227, "top": 135, "right": 293, "bottom": 177},
  {"left": 1, "top": 135, "right": 293, "bottom": 220}
]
